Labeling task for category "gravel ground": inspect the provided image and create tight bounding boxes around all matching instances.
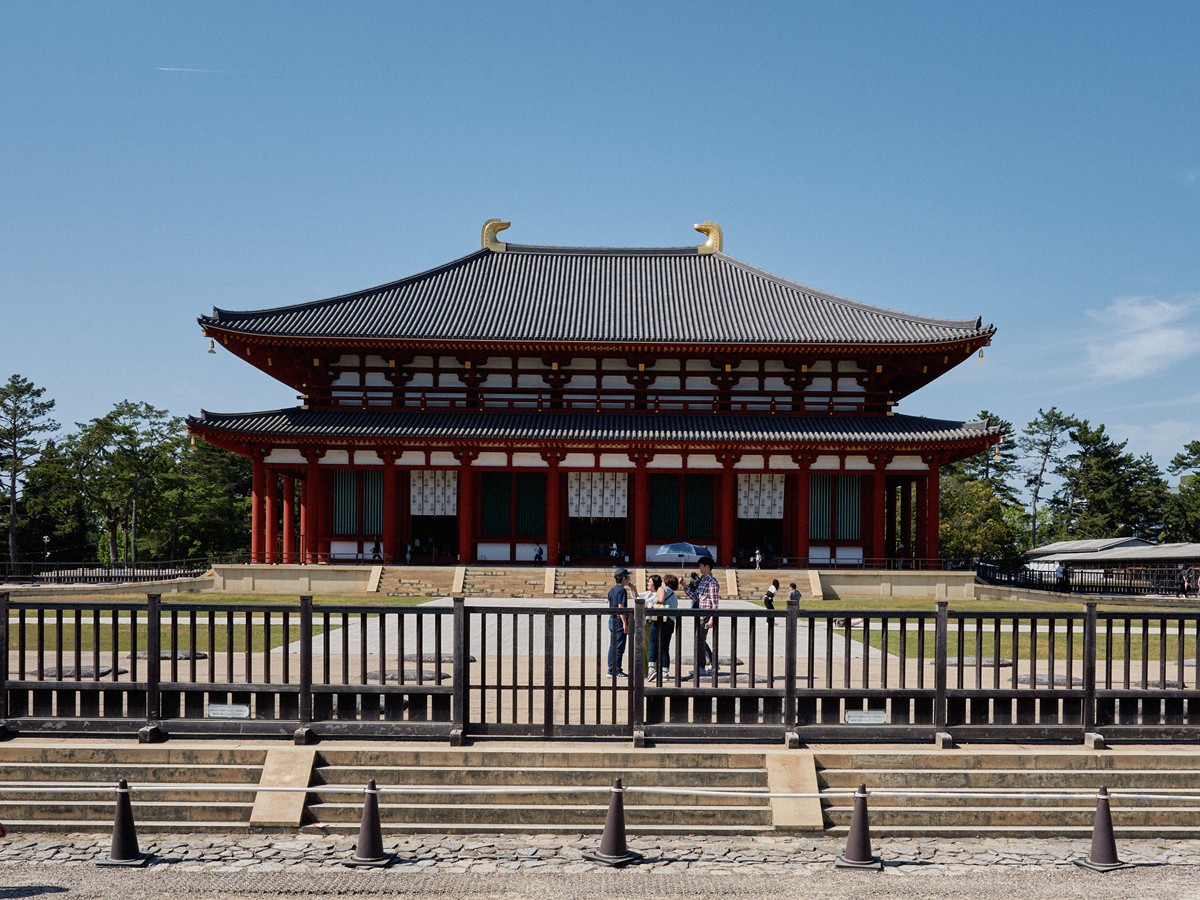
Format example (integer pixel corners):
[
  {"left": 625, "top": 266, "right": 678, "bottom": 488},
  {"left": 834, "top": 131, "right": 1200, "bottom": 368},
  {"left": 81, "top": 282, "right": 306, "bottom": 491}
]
[{"left": 3, "top": 833, "right": 1200, "bottom": 898}]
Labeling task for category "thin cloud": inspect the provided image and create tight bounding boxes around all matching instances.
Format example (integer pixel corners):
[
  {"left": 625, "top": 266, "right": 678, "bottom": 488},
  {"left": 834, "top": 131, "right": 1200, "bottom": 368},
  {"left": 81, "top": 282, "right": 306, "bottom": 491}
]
[
  {"left": 155, "top": 66, "right": 241, "bottom": 75},
  {"left": 1183, "top": 169, "right": 1200, "bottom": 187},
  {"left": 1084, "top": 294, "right": 1200, "bottom": 381}
]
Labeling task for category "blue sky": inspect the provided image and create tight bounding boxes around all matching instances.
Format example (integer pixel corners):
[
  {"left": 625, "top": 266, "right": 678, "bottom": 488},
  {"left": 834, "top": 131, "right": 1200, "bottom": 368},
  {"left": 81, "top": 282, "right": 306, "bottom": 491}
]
[{"left": 2, "top": 3, "right": 1197, "bottom": 483}]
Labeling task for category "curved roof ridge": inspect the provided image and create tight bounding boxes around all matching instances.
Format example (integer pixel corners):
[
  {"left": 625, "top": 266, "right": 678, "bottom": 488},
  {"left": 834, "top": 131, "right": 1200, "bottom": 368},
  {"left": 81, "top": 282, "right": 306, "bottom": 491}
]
[
  {"left": 712, "top": 251, "right": 989, "bottom": 333},
  {"left": 202, "top": 248, "right": 491, "bottom": 323}
]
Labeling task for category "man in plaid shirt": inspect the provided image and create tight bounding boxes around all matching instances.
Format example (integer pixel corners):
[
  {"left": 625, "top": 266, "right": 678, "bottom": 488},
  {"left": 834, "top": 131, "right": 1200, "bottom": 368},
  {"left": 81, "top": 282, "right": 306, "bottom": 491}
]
[{"left": 685, "top": 555, "right": 719, "bottom": 674}]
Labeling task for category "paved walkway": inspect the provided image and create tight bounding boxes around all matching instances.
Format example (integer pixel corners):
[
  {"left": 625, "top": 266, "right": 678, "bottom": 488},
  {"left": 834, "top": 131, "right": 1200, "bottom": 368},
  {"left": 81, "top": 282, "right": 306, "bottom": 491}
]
[{"left": 4, "top": 832, "right": 1200, "bottom": 898}]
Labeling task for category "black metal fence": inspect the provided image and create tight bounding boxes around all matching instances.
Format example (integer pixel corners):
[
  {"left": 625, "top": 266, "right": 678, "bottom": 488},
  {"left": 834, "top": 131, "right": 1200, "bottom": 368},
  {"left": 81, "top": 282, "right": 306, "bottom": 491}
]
[
  {"left": 2, "top": 592, "right": 1198, "bottom": 743},
  {"left": 0, "top": 559, "right": 214, "bottom": 586},
  {"left": 977, "top": 562, "right": 1195, "bottom": 596}
]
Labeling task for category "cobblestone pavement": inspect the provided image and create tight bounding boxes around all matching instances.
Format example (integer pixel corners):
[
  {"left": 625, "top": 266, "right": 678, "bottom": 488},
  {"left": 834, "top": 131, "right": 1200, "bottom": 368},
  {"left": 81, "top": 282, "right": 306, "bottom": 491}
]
[{"left": 3, "top": 833, "right": 1200, "bottom": 898}]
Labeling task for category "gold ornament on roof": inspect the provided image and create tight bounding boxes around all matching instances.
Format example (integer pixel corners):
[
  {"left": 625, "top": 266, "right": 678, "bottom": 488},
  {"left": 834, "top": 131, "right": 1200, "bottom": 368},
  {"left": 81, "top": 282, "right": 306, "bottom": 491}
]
[
  {"left": 694, "top": 221, "right": 723, "bottom": 254},
  {"left": 481, "top": 218, "right": 511, "bottom": 252}
]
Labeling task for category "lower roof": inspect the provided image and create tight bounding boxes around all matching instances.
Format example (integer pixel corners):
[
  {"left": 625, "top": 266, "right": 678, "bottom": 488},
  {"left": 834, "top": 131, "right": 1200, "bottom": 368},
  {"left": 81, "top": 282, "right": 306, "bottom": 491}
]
[{"left": 189, "top": 407, "right": 997, "bottom": 449}]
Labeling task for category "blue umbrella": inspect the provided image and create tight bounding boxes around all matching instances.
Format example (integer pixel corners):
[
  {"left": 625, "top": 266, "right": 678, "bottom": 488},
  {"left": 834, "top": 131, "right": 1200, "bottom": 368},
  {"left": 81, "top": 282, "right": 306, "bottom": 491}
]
[{"left": 650, "top": 542, "right": 714, "bottom": 564}]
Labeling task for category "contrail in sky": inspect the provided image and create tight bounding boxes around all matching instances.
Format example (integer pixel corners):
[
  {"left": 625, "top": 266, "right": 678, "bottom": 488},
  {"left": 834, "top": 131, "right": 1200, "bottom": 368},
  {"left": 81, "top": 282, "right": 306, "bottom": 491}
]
[{"left": 155, "top": 67, "right": 240, "bottom": 74}]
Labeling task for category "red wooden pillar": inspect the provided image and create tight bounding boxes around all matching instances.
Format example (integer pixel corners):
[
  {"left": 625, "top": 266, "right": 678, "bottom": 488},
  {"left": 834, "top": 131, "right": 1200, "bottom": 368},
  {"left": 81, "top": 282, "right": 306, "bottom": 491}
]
[
  {"left": 719, "top": 454, "right": 739, "bottom": 567},
  {"left": 281, "top": 474, "right": 296, "bottom": 564},
  {"left": 455, "top": 451, "right": 478, "bottom": 563},
  {"left": 632, "top": 457, "right": 649, "bottom": 566},
  {"left": 303, "top": 450, "right": 324, "bottom": 564},
  {"left": 870, "top": 457, "right": 889, "bottom": 568},
  {"left": 298, "top": 481, "right": 308, "bottom": 564},
  {"left": 885, "top": 477, "right": 897, "bottom": 561},
  {"left": 543, "top": 452, "right": 563, "bottom": 567},
  {"left": 381, "top": 452, "right": 398, "bottom": 564},
  {"left": 900, "top": 477, "right": 913, "bottom": 561},
  {"left": 925, "top": 459, "right": 941, "bottom": 569},
  {"left": 250, "top": 453, "right": 265, "bottom": 564},
  {"left": 264, "top": 470, "right": 278, "bottom": 564},
  {"left": 793, "top": 456, "right": 813, "bottom": 568},
  {"left": 915, "top": 476, "right": 928, "bottom": 565}
]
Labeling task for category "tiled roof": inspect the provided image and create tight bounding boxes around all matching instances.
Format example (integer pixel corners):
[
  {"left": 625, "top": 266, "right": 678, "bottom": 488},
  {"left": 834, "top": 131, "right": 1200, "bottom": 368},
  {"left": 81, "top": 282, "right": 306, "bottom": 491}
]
[
  {"left": 189, "top": 408, "right": 998, "bottom": 447},
  {"left": 200, "top": 245, "right": 993, "bottom": 346}
]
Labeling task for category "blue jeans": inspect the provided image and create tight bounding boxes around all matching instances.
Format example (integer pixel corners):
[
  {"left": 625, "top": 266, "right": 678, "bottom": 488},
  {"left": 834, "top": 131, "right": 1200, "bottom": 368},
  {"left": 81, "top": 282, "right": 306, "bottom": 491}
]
[{"left": 607, "top": 616, "right": 626, "bottom": 674}]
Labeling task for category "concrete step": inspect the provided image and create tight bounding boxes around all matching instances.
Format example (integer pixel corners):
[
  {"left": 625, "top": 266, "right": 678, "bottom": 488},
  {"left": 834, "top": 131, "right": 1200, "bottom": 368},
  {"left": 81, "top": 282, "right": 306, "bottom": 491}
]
[
  {"left": 0, "top": 763, "right": 262, "bottom": 784},
  {"left": 313, "top": 765, "right": 766, "bottom": 788},
  {"left": 0, "top": 800, "right": 255, "bottom": 823},
  {"left": 306, "top": 802, "right": 772, "bottom": 829},
  {"left": 818, "top": 768, "right": 1200, "bottom": 789},
  {"left": 824, "top": 804, "right": 1200, "bottom": 829},
  {"left": 315, "top": 749, "right": 765, "bottom": 769},
  {"left": 815, "top": 752, "right": 1200, "bottom": 771}
]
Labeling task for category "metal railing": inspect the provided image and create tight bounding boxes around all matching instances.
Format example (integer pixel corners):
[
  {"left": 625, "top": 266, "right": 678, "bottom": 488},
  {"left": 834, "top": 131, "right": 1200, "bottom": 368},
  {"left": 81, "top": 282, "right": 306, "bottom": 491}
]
[
  {"left": 0, "top": 559, "right": 214, "bottom": 586},
  {"left": 977, "top": 562, "right": 1198, "bottom": 596},
  {"left": 2, "top": 592, "right": 1198, "bottom": 743}
]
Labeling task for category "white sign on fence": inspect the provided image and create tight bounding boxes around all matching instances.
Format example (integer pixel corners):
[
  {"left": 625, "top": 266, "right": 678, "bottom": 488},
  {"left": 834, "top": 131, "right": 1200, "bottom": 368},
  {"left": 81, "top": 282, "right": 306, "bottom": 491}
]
[
  {"left": 207, "top": 703, "right": 251, "bottom": 719},
  {"left": 844, "top": 709, "right": 888, "bottom": 725}
]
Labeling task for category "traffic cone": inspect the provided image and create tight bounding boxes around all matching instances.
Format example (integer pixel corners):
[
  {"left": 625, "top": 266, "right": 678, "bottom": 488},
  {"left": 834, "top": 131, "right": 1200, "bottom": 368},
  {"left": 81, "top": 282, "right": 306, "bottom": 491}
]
[
  {"left": 583, "top": 777, "right": 643, "bottom": 867},
  {"left": 835, "top": 783, "right": 881, "bottom": 870},
  {"left": 343, "top": 779, "right": 393, "bottom": 867},
  {"left": 97, "top": 779, "right": 147, "bottom": 867},
  {"left": 1075, "top": 786, "right": 1133, "bottom": 872}
]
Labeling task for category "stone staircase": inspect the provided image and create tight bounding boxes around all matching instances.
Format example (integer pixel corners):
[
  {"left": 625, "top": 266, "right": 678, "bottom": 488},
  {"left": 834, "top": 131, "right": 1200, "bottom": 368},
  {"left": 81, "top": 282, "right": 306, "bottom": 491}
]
[
  {"left": 816, "top": 749, "right": 1200, "bottom": 838},
  {"left": 461, "top": 567, "right": 547, "bottom": 599},
  {"left": 732, "top": 570, "right": 812, "bottom": 602},
  {"left": 377, "top": 566, "right": 454, "bottom": 598},
  {"left": 0, "top": 744, "right": 265, "bottom": 833},
  {"left": 303, "top": 748, "right": 773, "bottom": 834},
  {"left": 555, "top": 568, "right": 614, "bottom": 600}
]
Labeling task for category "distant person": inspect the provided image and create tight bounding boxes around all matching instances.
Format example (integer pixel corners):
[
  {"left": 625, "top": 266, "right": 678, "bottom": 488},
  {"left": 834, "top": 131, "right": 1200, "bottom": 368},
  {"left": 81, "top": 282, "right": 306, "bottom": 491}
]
[
  {"left": 685, "top": 555, "right": 720, "bottom": 675},
  {"left": 370, "top": 538, "right": 382, "bottom": 562},
  {"left": 788, "top": 582, "right": 802, "bottom": 604},
  {"left": 607, "top": 569, "right": 631, "bottom": 677},
  {"left": 1055, "top": 561, "right": 1068, "bottom": 593},
  {"left": 763, "top": 578, "right": 779, "bottom": 609},
  {"left": 534, "top": 545, "right": 544, "bottom": 564},
  {"left": 754, "top": 548, "right": 763, "bottom": 570}
]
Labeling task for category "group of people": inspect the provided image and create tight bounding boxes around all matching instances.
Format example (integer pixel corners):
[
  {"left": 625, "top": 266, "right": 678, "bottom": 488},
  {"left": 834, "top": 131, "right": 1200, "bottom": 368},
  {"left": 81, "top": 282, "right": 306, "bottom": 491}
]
[{"left": 606, "top": 555, "right": 720, "bottom": 679}]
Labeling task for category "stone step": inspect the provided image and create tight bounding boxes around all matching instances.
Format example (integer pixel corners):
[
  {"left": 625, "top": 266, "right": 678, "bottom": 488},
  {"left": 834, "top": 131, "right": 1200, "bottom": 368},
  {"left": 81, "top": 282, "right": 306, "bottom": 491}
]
[
  {"left": 314, "top": 765, "right": 766, "bottom": 788},
  {"left": 0, "top": 763, "right": 262, "bottom": 784},
  {"left": 308, "top": 787, "right": 759, "bottom": 808},
  {"left": 818, "top": 768, "right": 1200, "bottom": 789},
  {"left": 824, "top": 804, "right": 1200, "bottom": 829},
  {"left": 315, "top": 750, "right": 765, "bottom": 769},
  {"left": 815, "top": 752, "right": 1200, "bottom": 771},
  {"left": 0, "top": 800, "right": 255, "bottom": 823},
  {"left": 305, "top": 802, "right": 771, "bottom": 828}
]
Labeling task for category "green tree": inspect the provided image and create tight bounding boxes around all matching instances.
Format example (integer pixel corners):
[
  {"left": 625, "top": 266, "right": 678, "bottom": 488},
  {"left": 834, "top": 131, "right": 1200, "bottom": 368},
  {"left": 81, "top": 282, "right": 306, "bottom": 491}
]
[
  {"left": 945, "top": 410, "right": 1021, "bottom": 506},
  {"left": 1016, "top": 407, "right": 1078, "bottom": 548},
  {"left": 158, "top": 438, "right": 252, "bottom": 558},
  {"left": 939, "top": 471, "right": 1025, "bottom": 565},
  {"left": 1164, "top": 439, "right": 1200, "bottom": 542},
  {"left": 0, "top": 374, "right": 59, "bottom": 564},
  {"left": 1048, "top": 421, "right": 1168, "bottom": 541}
]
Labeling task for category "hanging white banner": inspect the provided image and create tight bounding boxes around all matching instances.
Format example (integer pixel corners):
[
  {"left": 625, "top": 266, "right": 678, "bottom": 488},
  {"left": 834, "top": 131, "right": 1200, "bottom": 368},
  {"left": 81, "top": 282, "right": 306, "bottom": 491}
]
[
  {"left": 410, "top": 470, "right": 458, "bottom": 516},
  {"left": 737, "top": 473, "right": 786, "bottom": 519},
  {"left": 567, "top": 471, "right": 628, "bottom": 518}
]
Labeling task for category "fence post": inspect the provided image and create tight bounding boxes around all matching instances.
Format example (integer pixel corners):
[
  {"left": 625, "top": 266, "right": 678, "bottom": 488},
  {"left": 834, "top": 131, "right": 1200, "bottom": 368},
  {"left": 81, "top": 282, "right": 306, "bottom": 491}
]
[
  {"left": 784, "top": 597, "right": 799, "bottom": 747},
  {"left": 934, "top": 600, "right": 948, "bottom": 734},
  {"left": 1082, "top": 601, "right": 1097, "bottom": 740},
  {"left": 295, "top": 595, "right": 313, "bottom": 745},
  {"left": 0, "top": 592, "right": 9, "bottom": 739},
  {"left": 450, "top": 597, "right": 466, "bottom": 746},
  {"left": 631, "top": 596, "right": 645, "bottom": 747},
  {"left": 543, "top": 610, "right": 555, "bottom": 739},
  {"left": 139, "top": 594, "right": 163, "bottom": 743}
]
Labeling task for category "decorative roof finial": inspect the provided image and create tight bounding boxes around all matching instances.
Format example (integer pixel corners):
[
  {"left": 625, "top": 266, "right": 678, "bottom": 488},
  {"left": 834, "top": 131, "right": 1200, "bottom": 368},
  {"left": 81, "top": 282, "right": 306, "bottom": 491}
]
[
  {"left": 481, "top": 218, "right": 511, "bottom": 252},
  {"left": 694, "top": 221, "right": 723, "bottom": 254}
]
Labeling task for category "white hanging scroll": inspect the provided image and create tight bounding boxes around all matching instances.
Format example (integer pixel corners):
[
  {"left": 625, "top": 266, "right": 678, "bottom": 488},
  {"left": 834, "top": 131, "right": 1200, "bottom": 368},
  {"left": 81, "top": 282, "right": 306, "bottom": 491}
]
[
  {"left": 737, "top": 473, "right": 786, "bottom": 519},
  {"left": 567, "top": 471, "right": 628, "bottom": 518},
  {"left": 410, "top": 470, "right": 459, "bottom": 516}
]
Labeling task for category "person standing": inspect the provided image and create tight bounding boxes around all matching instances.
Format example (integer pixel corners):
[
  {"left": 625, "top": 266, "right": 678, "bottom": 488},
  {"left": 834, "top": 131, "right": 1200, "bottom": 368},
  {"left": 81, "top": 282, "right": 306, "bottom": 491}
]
[
  {"left": 685, "top": 555, "right": 720, "bottom": 675},
  {"left": 754, "top": 548, "right": 763, "bottom": 570},
  {"left": 607, "top": 568, "right": 632, "bottom": 677},
  {"left": 787, "top": 581, "right": 802, "bottom": 604},
  {"left": 763, "top": 578, "right": 779, "bottom": 609},
  {"left": 647, "top": 573, "right": 677, "bottom": 679}
]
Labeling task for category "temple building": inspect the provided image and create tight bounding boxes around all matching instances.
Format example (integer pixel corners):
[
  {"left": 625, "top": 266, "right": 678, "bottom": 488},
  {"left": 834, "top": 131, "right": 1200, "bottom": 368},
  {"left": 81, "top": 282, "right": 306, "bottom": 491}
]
[{"left": 189, "top": 220, "right": 999, "bottom": 568}]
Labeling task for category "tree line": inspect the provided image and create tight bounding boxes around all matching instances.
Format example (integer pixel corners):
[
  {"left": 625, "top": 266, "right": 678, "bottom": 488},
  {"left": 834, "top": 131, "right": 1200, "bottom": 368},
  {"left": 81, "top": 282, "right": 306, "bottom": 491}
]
[
  {"left": 3, "top": 374, "right": 1198, "bottom": 565},
  {"left": 941, "top": 408, "right": 1200, "bottom": 565},
  {"left": 2, "top": 375, "right": 249, "bottom": 564}
]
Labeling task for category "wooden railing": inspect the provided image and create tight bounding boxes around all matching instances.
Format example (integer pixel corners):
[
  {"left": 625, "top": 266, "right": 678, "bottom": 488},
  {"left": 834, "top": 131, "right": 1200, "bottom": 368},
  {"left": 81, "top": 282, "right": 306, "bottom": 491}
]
[{"left": 2, "top": 593, "right": 1197, "bottom": 743}]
